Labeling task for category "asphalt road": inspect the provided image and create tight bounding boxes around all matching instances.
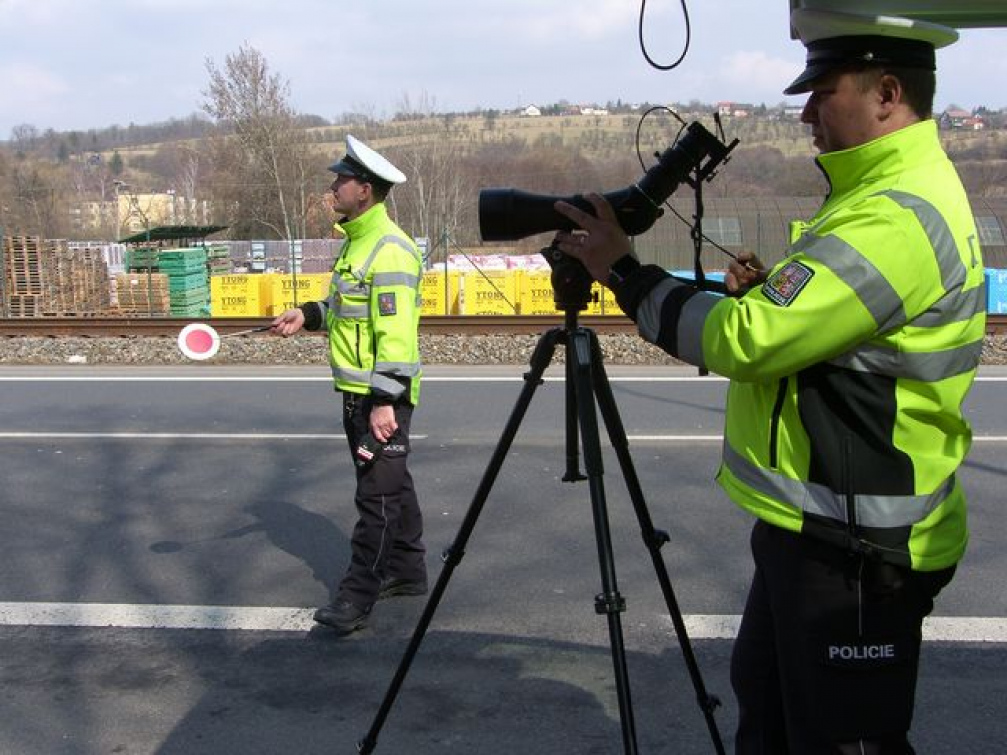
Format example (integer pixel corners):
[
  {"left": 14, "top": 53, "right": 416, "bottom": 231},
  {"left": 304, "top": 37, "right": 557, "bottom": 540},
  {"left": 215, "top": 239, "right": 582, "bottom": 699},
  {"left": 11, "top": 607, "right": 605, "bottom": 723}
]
[{"left": 0, "top": 363, "right": 1004, "bottom": 754}]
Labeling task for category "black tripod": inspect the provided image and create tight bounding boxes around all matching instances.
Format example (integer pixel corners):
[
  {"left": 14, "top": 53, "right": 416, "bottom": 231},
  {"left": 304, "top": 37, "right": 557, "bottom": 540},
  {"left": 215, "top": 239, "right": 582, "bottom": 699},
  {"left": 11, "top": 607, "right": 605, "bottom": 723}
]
[{"left": 358, "top": 295, "right": 725, "bottom": 753}]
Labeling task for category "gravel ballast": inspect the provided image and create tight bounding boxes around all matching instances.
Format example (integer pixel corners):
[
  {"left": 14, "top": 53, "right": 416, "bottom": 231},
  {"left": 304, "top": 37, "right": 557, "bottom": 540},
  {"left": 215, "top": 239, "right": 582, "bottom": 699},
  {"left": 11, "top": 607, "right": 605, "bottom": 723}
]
[{"left": 2, "top": 333, "right": 1007, "bottom": 366}]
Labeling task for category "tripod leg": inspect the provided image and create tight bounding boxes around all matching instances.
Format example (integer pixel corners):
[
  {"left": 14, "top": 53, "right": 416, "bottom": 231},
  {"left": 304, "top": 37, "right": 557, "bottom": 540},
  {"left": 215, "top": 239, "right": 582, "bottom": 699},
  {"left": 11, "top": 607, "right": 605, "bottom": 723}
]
[
  {"left": 586, "top": 330, "right": 727, "bottom": 755},
  {"left": 567, "top": 328, "right": 639, "bottom": 755},
  {"left": 562, "top": 352, "right": 586, "bottom": 482},
  {"left": 357, "top": 328, "right": 562, "bottom": 754}
]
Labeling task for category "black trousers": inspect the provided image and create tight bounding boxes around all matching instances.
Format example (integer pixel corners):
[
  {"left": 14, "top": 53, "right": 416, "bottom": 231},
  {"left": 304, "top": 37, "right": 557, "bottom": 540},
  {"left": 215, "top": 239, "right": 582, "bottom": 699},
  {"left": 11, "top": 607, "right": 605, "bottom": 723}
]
[
  {"left": 337, "top": 392, "right": 426, "bottom": 609},
  {"left": 731, "top": 520, "right": 955, "bottom": 755}
]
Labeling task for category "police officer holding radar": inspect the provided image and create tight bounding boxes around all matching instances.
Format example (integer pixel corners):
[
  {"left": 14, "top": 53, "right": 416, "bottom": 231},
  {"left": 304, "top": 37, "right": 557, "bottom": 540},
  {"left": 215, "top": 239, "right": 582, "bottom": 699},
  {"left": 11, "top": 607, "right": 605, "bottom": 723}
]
[
  {"left": 555, "top": 7, "right": 985, "bottom": 753},
  {"left": 272, "top": 135, "right": 427, "bottom": 636}
]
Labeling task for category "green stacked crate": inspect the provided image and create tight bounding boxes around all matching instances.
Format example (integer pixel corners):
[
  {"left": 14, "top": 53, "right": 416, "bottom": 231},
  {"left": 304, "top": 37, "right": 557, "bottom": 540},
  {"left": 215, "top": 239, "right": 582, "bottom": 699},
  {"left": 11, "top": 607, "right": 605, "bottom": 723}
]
[
  {"left": 125, "top": 247, "right": 160, "bottom": 271},
  {"left": 158, "top": 247, "right": 210, "bottom": 316},
  {"left": 158, "top": 249, "right": 207, "bottom": 273},
  {"left": 205, "top": 244, "right": 232, "bottom": 275}
]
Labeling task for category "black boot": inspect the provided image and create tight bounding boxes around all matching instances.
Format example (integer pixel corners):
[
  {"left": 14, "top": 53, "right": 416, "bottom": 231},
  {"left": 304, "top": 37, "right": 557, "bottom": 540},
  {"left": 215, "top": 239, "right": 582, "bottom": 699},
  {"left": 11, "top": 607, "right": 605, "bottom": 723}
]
[{"left": 313, "top": 600, "right": 370, "bottom": 635}]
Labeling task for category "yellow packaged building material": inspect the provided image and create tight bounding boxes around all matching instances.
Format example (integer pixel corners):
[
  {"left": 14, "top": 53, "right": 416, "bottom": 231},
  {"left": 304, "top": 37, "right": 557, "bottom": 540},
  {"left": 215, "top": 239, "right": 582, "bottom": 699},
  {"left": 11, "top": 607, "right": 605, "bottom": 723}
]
[
  {"left": 461, "top": 270, "right": 519, "bottom": 315},
  {"left": 597, "top": 284, "right": 620, "bottom": 315},
  {"left": 210, "top": 274, "right": 262, "bottom": 317},
  {"left": 210, "top": 273, "right": 330, "bottom": 316},
  {"left": 206, "top": 269, "right": 623, "bottom": 317},
  {"left": 260, "top": 273, "right": 330, "bottom": 316},
  {"left": 516, "top": 270, "right": 618, "bottom": 315},
  {"left": 420, "top": 271, "right": 461, "bottom": 315},
  {"left": 518, "top": 271, "right": 560, "bottom": 315}
]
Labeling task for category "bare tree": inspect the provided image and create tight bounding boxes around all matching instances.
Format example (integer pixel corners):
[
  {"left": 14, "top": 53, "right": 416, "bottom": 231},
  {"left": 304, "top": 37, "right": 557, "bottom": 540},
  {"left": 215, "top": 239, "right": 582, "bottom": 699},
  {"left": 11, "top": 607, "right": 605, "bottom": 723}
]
[
  {"left": 8, "top": 161, "right": 65, "bottom": 237},
  {"left": 395, "top": 90, "right": 438, "bottom": 121},
  {"left": 389, "top": 128, "right": 478, "bottom": 256},
  {"left": 175, "top": 145, "right": 204, "bottom": 224},
  {"left": 203, "top": 44, "right": 315, "bottom": 242},
  {"left": 9, "top": 124, "right": 40, "bottom": 157}
]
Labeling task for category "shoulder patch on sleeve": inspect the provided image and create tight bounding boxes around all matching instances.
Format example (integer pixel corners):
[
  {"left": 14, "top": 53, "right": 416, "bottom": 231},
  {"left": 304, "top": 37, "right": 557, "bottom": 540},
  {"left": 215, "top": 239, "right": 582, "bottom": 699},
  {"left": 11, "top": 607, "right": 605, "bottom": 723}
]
[
  {"left": 378, "top": 292, "right": 397, "bottom": 316},
  {"left": 762, "top": 261, "right": 814, "bottom": 307}
]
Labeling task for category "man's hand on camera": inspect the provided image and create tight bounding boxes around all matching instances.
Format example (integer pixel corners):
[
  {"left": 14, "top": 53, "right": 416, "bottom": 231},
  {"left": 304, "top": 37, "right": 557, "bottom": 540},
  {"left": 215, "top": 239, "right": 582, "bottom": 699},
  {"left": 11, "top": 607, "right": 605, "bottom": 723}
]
[{"left": 554, "top": 193, "right": 633, "bottom": 283}]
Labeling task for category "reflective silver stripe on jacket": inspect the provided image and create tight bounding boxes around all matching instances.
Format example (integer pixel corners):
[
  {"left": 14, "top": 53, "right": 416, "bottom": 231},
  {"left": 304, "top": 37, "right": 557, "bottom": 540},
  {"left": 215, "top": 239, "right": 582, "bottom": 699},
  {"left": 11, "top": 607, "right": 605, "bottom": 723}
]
[
  {"left": 636, "top": 278, "right": 680, "bottom": 343},
  {"left": 826, "top": 339, "right": 983, "bottom": 380},
  {"left": 722, "top": 441, "right": 954, "bottom": 528},
  {"left": 912, "top": 282, "right": 986, "bottom": 328},
  {"left": 676, "top": 290, "right": 719, "bottom": 367},
  {"left": 373, "top": 271, "right": 421, "bottom": 288},
  {"left": 637, "top": 277, "right": 720, "bottom": 366},
  {"left": 792, "top": 232, "right": 906, "bottom": 332},
  {"left": 881, "top": 190, "right": 966, "bottom": 293},
  {"left": 325, "top": 235, "right": 421, "bottom": 318},
  {"left": 331, "top": 366, "right": 408, "bottom": 396},
  {"left": 879, "top": 189, "right": 986, "bottom": 327},
  {"left": 375, "top": 360, "right": 421, "bottom": 376},
  {"left": 796, "top": 189, "right": 983, "bottom": 380},
  {"left": 332, "top": 365, "right": 372, "bottom": 387}
]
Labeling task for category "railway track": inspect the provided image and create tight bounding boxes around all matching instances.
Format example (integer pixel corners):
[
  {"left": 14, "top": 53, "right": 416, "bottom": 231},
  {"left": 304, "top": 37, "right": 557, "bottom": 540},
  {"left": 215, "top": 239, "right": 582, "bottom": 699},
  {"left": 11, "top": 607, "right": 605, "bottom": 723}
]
[
  {"left": 0, "top": 314, "right": 641, "bottom": 337},
  {"left": 0, "top": 314, "right": 1003, "bottom": 337}
]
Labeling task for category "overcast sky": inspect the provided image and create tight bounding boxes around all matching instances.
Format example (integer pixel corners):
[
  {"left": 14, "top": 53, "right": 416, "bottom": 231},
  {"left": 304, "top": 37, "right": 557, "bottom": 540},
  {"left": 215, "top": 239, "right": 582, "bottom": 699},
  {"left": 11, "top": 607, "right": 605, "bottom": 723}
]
[{"left": 1, "top": 0, "right": 1005, "bottom": 138}]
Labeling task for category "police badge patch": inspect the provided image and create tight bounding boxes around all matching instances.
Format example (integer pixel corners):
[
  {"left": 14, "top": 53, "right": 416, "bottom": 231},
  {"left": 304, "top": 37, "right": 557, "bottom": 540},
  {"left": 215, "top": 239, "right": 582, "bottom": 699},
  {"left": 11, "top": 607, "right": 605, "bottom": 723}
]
[
  {"left": 378, "top": 292, "right": 397, "bottom": 315},
  {"left": 763, "top": 261, "right": 814, "bottom": 306}
]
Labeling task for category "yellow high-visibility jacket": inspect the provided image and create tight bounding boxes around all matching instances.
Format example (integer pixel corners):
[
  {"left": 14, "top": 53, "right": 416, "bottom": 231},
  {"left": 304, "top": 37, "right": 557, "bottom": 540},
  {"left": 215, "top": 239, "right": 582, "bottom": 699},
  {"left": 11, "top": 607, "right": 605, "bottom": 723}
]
[
  {"left": 616, "top": 120, "right": 986, "bottom": 570},
  {"left": 303, "top": 203, "right": 422, "bottom": 405}
]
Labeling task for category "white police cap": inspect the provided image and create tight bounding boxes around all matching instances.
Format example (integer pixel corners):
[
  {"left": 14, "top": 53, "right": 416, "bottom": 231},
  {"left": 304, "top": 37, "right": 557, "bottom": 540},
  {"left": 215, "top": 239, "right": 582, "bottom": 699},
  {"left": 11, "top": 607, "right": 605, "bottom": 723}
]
[
  {"left": 328, "top": 134, "right": 407, "bottom": 187},
  {"left": 784, "top": 8, "right": 958, "bottom": 95}
]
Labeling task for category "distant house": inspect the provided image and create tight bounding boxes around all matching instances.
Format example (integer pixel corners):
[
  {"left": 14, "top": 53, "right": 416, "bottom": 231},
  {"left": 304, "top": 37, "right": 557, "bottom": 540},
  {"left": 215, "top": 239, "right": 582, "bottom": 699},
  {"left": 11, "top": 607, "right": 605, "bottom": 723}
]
[
  {"left": 581, "top": 107, "right": 610, "bottom": 116},
  {"left": 717, "top": 101, "right": 755, "bottom": 118},
  {"left": 940, "top": 107, "right": 985, "bottom": 130},
  {"left": 520, "top": 105, "right": 542, "bottom": 117}
]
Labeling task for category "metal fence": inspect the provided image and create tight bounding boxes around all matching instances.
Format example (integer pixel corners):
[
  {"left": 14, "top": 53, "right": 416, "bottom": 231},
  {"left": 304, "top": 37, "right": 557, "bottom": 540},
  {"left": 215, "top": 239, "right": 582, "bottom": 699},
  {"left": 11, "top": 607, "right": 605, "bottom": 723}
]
[{"left": 633, "top": 196, "right": 1007, "bottom": 270}]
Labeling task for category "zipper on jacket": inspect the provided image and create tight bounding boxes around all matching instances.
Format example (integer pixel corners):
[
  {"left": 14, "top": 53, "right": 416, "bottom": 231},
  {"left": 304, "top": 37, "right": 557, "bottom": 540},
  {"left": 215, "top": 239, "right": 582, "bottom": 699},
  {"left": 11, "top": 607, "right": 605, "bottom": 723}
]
[
  {"left": 354, "top": 323, "right": 363, "bottom": 367},
  {"left": 769, "top": 377, "right": 788, "bottom": 468},
  {"left": 843, "top": 434, "right": 858, "bottom": 537}
]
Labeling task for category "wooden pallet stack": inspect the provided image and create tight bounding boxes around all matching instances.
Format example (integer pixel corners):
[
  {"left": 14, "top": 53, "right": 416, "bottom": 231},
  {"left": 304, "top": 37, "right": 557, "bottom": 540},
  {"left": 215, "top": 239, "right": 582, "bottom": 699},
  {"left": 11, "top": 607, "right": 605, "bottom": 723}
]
[
  {"left": 3, "top": 235, "right": 47, "bottom": 316},
  {"left": 113, "top": 272, "right": 171, "bottom": 315},
  {"left": 2, "top": 236, "right": 113, "bottom": 317},
  {"left": 44, "top": 243, "right": 112, "bottom": 316}
]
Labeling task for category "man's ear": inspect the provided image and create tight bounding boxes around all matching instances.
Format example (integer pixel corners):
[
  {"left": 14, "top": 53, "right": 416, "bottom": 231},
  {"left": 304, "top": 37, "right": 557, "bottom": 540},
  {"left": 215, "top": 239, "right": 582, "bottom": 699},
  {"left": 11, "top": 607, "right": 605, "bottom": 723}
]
[{"left": 878, "top": 73, "right": 902, "bottom": 109}]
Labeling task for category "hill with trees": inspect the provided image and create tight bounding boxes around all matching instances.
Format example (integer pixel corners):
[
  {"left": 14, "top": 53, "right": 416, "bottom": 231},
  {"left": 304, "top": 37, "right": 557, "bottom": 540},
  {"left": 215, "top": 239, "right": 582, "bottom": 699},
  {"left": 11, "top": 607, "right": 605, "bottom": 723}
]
[{"left": 2, "top": 44, "right": 1005, "bottom": 259}]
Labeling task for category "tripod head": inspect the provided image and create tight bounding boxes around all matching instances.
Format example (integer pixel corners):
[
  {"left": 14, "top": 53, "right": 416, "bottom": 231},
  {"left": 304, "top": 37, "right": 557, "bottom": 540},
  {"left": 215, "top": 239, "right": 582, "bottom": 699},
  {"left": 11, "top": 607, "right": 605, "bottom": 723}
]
[{"left": 541, "top": 242, "right": 594, "bottom": 314}]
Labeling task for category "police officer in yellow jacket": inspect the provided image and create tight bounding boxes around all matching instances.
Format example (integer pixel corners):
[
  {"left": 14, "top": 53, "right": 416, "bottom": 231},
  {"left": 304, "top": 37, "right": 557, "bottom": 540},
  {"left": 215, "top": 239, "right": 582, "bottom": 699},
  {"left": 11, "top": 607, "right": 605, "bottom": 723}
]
[
  {"left": 555, "top": 9, "right": 985, "bottom": 753},
  {"left": 272, "top": 135, "right": 427, "bottom": 636}
]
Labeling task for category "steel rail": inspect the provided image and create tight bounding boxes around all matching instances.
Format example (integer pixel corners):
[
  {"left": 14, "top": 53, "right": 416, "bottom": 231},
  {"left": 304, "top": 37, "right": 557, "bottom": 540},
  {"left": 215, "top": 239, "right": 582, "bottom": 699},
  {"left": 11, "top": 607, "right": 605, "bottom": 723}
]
[{"left": 0, "top": 314, "right": 643, "bottom": 337}]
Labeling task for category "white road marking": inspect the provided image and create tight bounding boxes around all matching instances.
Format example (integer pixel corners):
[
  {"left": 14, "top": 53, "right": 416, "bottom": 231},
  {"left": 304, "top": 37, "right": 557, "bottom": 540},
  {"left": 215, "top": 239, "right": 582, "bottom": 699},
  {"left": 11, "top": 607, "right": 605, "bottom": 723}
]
[
  {"left": 1, "top": 374, "right": 1006, "bottom": 383},
  {"left": 669, "top": 615, "right": 1007, "bottom": 643},
  {"left": 0, "top": 432, "right": 439, "bottom": 441},
  {"left": 0, "top": 602, "right": 315, "bottom": 632},
  {"left": 0, "top": 432, "right": 349, "bottom": 440},
  {"left": 1, "top": 433, "right": 1005, "bottom": 443},
  {"left": 0, "top": 602, "right": 1000, "bottom": 641}
]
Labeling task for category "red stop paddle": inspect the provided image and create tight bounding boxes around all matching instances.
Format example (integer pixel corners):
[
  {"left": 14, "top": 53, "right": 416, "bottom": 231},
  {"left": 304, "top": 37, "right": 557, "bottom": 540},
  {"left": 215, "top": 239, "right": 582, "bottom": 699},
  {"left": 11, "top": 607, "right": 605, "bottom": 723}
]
[{"left": 177, "top": 323, "right": 271, "bottom": 361}]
